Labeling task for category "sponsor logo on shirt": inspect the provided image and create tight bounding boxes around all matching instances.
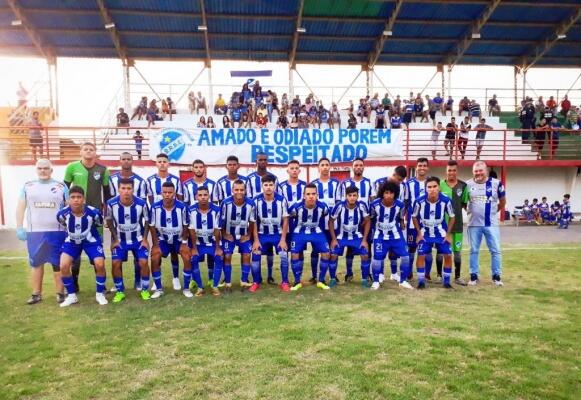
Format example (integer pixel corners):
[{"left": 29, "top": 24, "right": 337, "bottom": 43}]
[{"left": 33, "top": 201, "right": 56, "bottom": 208}]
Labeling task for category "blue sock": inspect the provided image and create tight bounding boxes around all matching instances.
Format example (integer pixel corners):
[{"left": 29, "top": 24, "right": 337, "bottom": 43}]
[
  {"left": 95, "top": 275, "right": 106, "bottom": 294},
  {"left": 241, "top": 264, "right": 251, "bottom": 283},
  {"left": 183, "top": 270, "right": 192, "bottom": 290},
  {"left": 223, "top": 263, "right": 232, "bottom": 284},
  {"left": 361, "top": 259, "right": 371, "bottom": 280},
  {"left": 408, "top": 252, "right": 416, "bottom": 277},
  {"left": 279, "top": 251, "right": 289, "bottom": 284},
  {"left": 443, "top": 266, "right": 452, "bottom": 286},
  {"left": 62, "top": 276, "right": 76, "bottom": 294},
  {"left": 425, "top": 253, "right": 433, "bottom": 276},
  {"left": 380, "top": 260, "right": 385, "bottom": 275},
  {"left": 113, "top": 276, "right": 125, "bottom": 292},
  {"left": 399, "top": 256, "right": 410, "bottom": 283},
  {"left": 417, "top": 266, "right": 426, "bottom": 284},
  {"left": 207, "top": 256, "right": 214, "bottom": 282},
  {"left": 212, "top": 256, "right": 223, "bottom": 288},
  {"left": 152, "top": 270, "right": 163, "bottom": 290},
  {"left": 346, "top": 255, "right": 354, "bottom": 276},
  {"left": 141, "top": 276, "right": 150, "bottom": 291},
  {"left": 251, "top": 254, "right": 262, "bottom": 284},
  {"left": 371, "top": 259, "right": 382, "bottom": 283},
  {"left": 191, "top": 264, "right": 203, "bottom": 288},
  {"left": 267, "top": 255, "right": 274, "bottom": 280},
  {"left": 318, "top": 258, "right": 329, "bottom": 282},
  {"left": 311, "top": 253, "right": 319, "bottom": 279},
  {"left": 329, "top": 259, "right": 338, "bottom": 280},
  {"left": 291, "top": 259, "right": 303, "bottom": 283},
  {"left": 133, "top": 260, "right": 141, "bottom": 286},
  {"left": 171, "top": 262, "right": 179, "bottom": 279},
  {"left": 389, "top": 256, "right": 398, "bottom": 274}
]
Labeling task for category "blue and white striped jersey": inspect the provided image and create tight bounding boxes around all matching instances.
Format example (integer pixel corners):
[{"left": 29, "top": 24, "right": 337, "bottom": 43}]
[
  {"left": 466, "top": 177, "right": 505, "bottom": 227},
  {"left": 254, "top": 193, "right": 289, "bottom": 235},
  {"left": 146, "top": 173, "right": 183, "bottom": 203},
  {"left": 57, "top": 205, "right": 103, "bottom": 244},
  {"left": 212, "top": 175, "right": 248, "bottom": 203},
  {"left": 278, "top": 179, "right": 307, "bottom": 208},
  {"left": 188, "top": 203, "right": 220, "bottom": 247},
  {"left": 245, "top": 172, "right": 279, "bottom": 199},
  {"left": 106, "top": 195, "right": 147, "bottom": 245},
  {"left": 373, "top": 178, "right": 406, "bottom": 202},
  {"left": 412, "top": 194, "right": 455, "bottom": 239},
  {"left": 219, "top": 197, "right": 255, "bottom": 240},
  {"left": 369, "top": 199, "right": 406, "bottom": 240},
  {"left": 405, "top": 177, "right": 426, "bottom": 225},
  {"left": 311, "top": 177, "right": 341, "bottom": 231},
  {"left": 339, "top": 177, "right": 374, "bottom": 205},
  {"left": 183, "top": 177, "right": 216, "bottom": 205},
  {"left": 288, "top": 200, "right": 329, "bottom": 235},
  {"left": 109, "top": 172, "right": 147, "bottom": 199},
  {"left": 331, "top": 200, "right": 369, "bottom": 240},
  {"left": 148, "top": 200, "right": 188, "bottom": 244}
]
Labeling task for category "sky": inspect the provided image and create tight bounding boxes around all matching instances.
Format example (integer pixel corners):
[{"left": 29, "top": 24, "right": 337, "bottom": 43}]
[{"left": 1, "top": 56, "right": 579, "bottom": 126}]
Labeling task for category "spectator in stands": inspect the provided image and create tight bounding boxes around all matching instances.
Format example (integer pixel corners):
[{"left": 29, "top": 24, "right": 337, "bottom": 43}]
[
  {"left": 222, "top": 115, "right": 232, "bottom": 128},
  {"left": 161, "top": 98, "right": 175, "bottom": 121},
  {"left": 402, "top": 100, "right": 414, "bottom": 128},
  {"left": 277, "top": 112, "right": 288, "bottom": 129},
  {"left": 444, "top": 117, "right": 457, "bottom": 158},
  {"left": 270, "top": 91, "right": 279, "bottom": 121},
  {"left": 281, "top": 93, "right": 289, "bottom": 114},
  {"left": 546, "top": 96, "right": 557, "bottom": 113},
  {"left": 247, "top": 103, "right": 255, "bottom": 123},
  {"left": 535, "top": 96, "right": 545, "bottom": 114},
  {"left": 559, "top": 95, "right": 571, "bottom": 117},
  {"left": 197, "top": 116, "right": 206, "bottom": 128},
  {"left": 413, "top": 97, "right": 427, "bottom": 123},
  {"left": 28, "top": 111, "right": 43, "bottom": 160},
  {"left": 214, "top": 94, "right": 228, "bottom": 115},
  {"left": 297, "top": 114, "right": 308, "bottom": 129},
  {"left": 549, "top": 117, "right": 561, "bottom": 158},
  {"left": 308, "top": 105, "right": 318, "bottom": 127},
  {"left": 458, "top": 116, "right": 471, "bottom": 160},
  {"left": 194, "top": 92, "right": 206, "bottom": 114},
  {"left": 357, "top": 98, "right": 370, "bottom": 123},
  {"left": 291, "top": 95, "right": 300, "bottom": 115},
  {"left": 369, "top": 93, "right": 380, "bottom": 111},
  {"left": 252, "top": 80, "right": 262, "bottom": 98},
  {"left": 390, "top": 112, "right": 402, "bottom": 129},
  {"left": 375, "top": 104, "right": 386, "bottom": 129},
  {"left": 256, "top": 105, "right": 268, "bottom": 128},
  {"left": 146, "top": 99, "right": 159, "bottom": 128},
  {"left": 116, "top": 107, "right": 129, "bottom": 129},
  {"left": 567, "top": 105, "right": 580, "bottom": 129},
  {"left": 431, "top": 121, "right": 443, "bottom": 160},
  {"left": 427, "top": 94, "right": 438, "bottom": 125},
  {"left": 318, "top": 105, "right": 330, "bottom": 129},
  {"left": 188, "top": 91, "right": 196, "bottom": 114},
  {"left": 475, "top": 118, "right": 492, "bottom": 160},
  {"left": 392, "top": 95, "right": 401, "bottom": 115},
  {"left": 444, "top": 95, "right": 454, "bottom": 116},
  {"left": 469, "top": 99, "right": 482, "bottom": 121},
  {"left": 542, "top": 106, "right": 555, "bottom": 125},
  {"left": 330, "top": 103, "right": 341, "bottom": 129},
  {"left": 241, "top": 113, "right": 251, "bottom": 128},
  {"left": 131, "top": 96, "right": 147, "bottom": 120},
  {"left": 347, "top": 113, "right": 357, "bottom": 129},
  {"left": 231, "top": 103, "right": 242, "bottom": 127},
  {"left": 254, "top": 90, "right": 264, "bottom": 107},
  {"left": 289, "top": 116, "right": 299, "bottom": 129},
  {"left": 432, "top": 92, "right": 444, "bottom": 115},
  {"left": 488, "top": 94, "right": 500, "bottom": 116},
  {"left": 16, "top": 81, "right": 28, "bottom": 107},
  {"left": 459, "top": 96, "right": 470, "bottom": 116},
  {"left": 382, "top": 93, "right": 392, "bottom": 114},
  {"left": 133, "top": 130, "right": 143, "bottom": 160},
  {"left": 535, "top": 118, "right": 549, "bottom": 160},
  {"left": 520, "top": 97, "right": 536, "bottom": 144},
  {"left": 206, "top": 116, "right": 216, "bottom": 129},
  {"left": 166, "top": 97, "right": 175, "bottom": 117}
]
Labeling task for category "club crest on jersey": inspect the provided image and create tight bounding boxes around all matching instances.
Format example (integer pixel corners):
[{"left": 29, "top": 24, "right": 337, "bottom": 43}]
[
  {"left": 486, "top": 187, "right": 493, "bottom": 193},
  {"left": 75, "top": 224, "right": 81, "bottom": 229},
  {"left": 456, "top": 189, "right": 463, "bottom": 196},
  {"left": 93, "top": 171, "right": 101, "bottom": 180},
  {"left": 125, "top": 214, "right": 130, "bottom": 219},
  {"left": 51, "top": 186, "right": 58, "bottom": 193},
  {"left": 166, "top": 218, "right": 172, "bottom": 224}
]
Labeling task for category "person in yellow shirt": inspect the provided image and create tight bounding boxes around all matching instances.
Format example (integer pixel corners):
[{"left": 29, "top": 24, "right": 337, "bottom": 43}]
[{"left": 214, "top": 94, "right": 227, "bottom": 115}]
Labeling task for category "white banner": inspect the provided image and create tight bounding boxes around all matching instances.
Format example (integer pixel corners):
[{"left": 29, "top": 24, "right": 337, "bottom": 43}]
[{"left": 149, "top": 128, "right": 402, "bottom": 165}]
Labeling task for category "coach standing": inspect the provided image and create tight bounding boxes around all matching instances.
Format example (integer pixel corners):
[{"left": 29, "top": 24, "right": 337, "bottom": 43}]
[{"left": 466, "top": 161, "right": 506, "bottom": 287}]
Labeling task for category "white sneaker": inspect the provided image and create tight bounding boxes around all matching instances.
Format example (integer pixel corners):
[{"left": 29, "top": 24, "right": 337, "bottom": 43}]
[
  {"left": 371, "top": 282, "right": 380, "bottom": 290},
  {"left": 493, "top": 280, "right": 504, "bottom": 287},
  {"left": 378, "top": 273, "right": 385, "bottom": 283},
  {"left": 95, "top": 293, "right": 108, "bottom": 305},
  {"left": 182, "top": 289, "right": 194, "bottom": 298},
  {"left": 172, "top": 278, "right": 181, "bottom": 291},
  {"left": 151, "top": 282, "right": 157, "bottom": 291},
  {"left": 390, "top": 273, "right": 400, "bottom": 282},
  {"left": 468, "top": 279, "right": 479, "bottom": 286},
  {"left": 399, "top": 281, "right": 414, "bottom": 290},
  {"left": 151, "top": 289, "right": 164, "bottom": 299},
  {"left": 59, "top": 294, "right": 79, "bottom": 308}
]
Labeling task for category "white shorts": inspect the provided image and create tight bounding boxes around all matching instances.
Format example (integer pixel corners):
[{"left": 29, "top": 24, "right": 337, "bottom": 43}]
[{"left": 431, "top": 132, "right": 440, "bottom": 151}]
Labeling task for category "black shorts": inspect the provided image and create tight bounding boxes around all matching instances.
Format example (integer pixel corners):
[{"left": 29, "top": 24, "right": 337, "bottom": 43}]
[
  {"left": 429, "top": 111, "right": 436, "bottom": 120},
  {"left": 30, "top": 137, "right": 42, "bottom": 147},
  {"left": 403, "top": 114, "right": 412, "bottom": 123}
]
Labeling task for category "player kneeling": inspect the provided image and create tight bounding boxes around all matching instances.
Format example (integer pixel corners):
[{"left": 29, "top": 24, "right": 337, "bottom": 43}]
[
  {"left": 188, "top": 186, "right": 224, "bottom": 297},
  {"left": 58, "top": 187, "right": 108, "bottom": 307},
  {"left": 328, "top": 186, "right": 371, "bottom": 288},
  {"left": 412, "top": 177, "right": 456, "bottom": 289},
  {"left": 106, "top": 178, "right": 151, "bottom": 302},
  {"left": 251, "top": 175, "right": 290, "bottom": 292},
  {"left": 369, "top": 181, "right": 413, "bottom": 290}
]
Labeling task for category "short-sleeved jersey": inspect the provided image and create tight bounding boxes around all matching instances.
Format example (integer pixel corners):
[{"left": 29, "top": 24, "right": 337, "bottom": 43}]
[
  {"left": 466, "top": 177, "right": 506, "bottom": 227},
  {"left": 331, "top": 201, "right": 369, "bottom": 240},
  {"left": 539, "top": 201, "right": 550, "bottom": 213},
  {"left": 20, "top": 179, "right": 68, "bottom": 232},
  {"left": 278, "top": 179, "right": 307, "bottom": 208},
  {"left": 148, "top": 200, "right": 188, "bottom": 244},
  {"left": 369, "top": 199, "right": 406, "bottom": 240},
  {"left": 146, "top": 173, "right": 183, "bottom": 203},
  {"left": 188, "top": 203, "right": 220, "bottom": 247},
  {"left": 109, "top": 172, "right": 147, "bottom": 199},
  {"left": 183, "top": 178, "right": 216, "bottom": 205},
  {"left": 57, "top": 205, "right": 103, "bottom": 244},
  {"left": 212, "top": 175, "right": 248, "bottom": 203},
  {"left": 311, "top": 178, "right": 341, "bottom": 231},
  {"left": 63, "top": 161, "right": 109, "bottom": 209},
  {"left": 288, "top": 200, "right": 329, "bottom": 235},
  {"left": 254, "top": 193, "right": 289, "bottom": 235},
  {"left": 106, "top": 195, "right": 147, "bottom": 245},
  {"left": 246, "top": 172, "right": 279, "bottom": 199},
  {"left": 373, "top": 178, "right": 406, "bottom": 202},
  {"left": 440, "top": 180, "right": 469, "bottom": 231},
  {"left": 405, "top": 177, "right": 427, "bottom": 225},
  {"left": 339, "top": 177, "right": 374, "bottom": 205},
  {"left": 412, "top": 194, "right": 455, "bottom": 239},
  {"left": 219, "top": 197, "right": 255, "bottom": 240}
]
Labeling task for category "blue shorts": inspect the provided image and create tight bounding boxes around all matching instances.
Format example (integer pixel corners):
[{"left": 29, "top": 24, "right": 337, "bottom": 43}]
[
  {"left": 373, "top": 238, "right": 408, "bottom": 260},
  {"left": 62, "top": 241, "right": 105, "bottom": 263},
  {"left": 159, "top": 241, "right": 181, "bottom": 258},
  {"left": 223, "top": 238, "right": 252, "bottom": 255},
  {"left": 332, "top": 238, "right": 368, "bottom": 256},
  {"left": 194, "top": 245, "right": 215, "bottom": 258},
  {"left": 417, "top": 238, "right": 452, "bottom": 256},
  {"left": 291, "top": 232, "right": 330, "bottom": 254},
  {"left": 258, "top": 234, "right": 284, "bottom": 254},
  {"left": 112, "top": 242, "right": 148, "bottom": 262},
  {"left": 26, "top": 231, "right": 66, "bottom": 267},
  {"left": 406, "top": 227, "right": 419, "bottom": 248}
]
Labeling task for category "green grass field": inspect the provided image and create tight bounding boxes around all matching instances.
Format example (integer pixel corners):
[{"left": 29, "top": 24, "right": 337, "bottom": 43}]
[{"left": 1, "top": 246, "right": 580, "bottom": 400}]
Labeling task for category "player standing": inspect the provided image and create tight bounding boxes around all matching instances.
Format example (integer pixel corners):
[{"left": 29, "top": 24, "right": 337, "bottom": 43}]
[{"left": 212, "top": 155, "right": 248, "bottom": 204}]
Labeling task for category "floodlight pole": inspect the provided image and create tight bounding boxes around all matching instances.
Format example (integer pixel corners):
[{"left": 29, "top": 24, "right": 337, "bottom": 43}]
[
  {"left": 513, "top": 66, "right": 518, "bottom": 111},
  {"left": 47, "top": 57, "right": 59, "bottom": 118},
  {"left": 439, "top": 65, "right": 445, "bottom": 97},
  {"left": 365, "top": 67, "right": 371, "bottom": 97},
  {"left": 123, "top": 62, "right": 131, "bottom": 111},
  {"left": 522, "top": 67, "right": 527, "bottom": 101},
  {"left": 289, "top": 66, "right": 294, "bottom": 99},
  {"left": 207, "top": 62, "right": 214, "bottom": 110},
  {"left": 447, "top": 66, "right": 452, "bottom": 99}
]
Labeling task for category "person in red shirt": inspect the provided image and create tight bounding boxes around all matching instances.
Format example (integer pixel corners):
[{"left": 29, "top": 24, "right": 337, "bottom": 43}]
[
  {"left": 546, "top": 96, "right": 557, "bottom": 113},
  {"left": 560, "top": 95, "right": 571, "bottom": 116}
]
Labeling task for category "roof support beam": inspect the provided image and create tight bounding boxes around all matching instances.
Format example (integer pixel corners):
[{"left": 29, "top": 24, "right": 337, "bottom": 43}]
[
  {"left": 446, "top": 0, "right": 502, "bottom": 70},
  {"left": 95, "top": 0, "right": 129, "bottom": 65},
  {"left": 198, "top": 0, "right": 211, "bottom": 67},
  {"left": 367, "top": 0, "right": 404, "bottom": 69},
  {"left": 289, "top": 0, "right": 305, "bottom": 69},
  {"left": 5, "top": 0, "right": 54, "bottom": 61},
  {"left": 522, "top": 8, "right": 581, "bottom": 72}
]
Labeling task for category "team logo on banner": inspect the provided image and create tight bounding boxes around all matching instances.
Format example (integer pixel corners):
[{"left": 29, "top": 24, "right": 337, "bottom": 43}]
[{"left": 160, "top": 129, "right": 187, "bottom": 161}]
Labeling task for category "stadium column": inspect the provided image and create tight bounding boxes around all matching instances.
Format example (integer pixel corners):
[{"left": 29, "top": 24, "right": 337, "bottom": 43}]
[
  {"left": 447, "top": 65, "right": 452, "bottom": 99},
  {"left": 123, "top": 62, "right": 131, "bottom": 111},
  {"left": 47, "top": 57, "right": 59, "bottom": 117},
  {"left": 289, "top": 67, "right": 294, "bottom": 98},
  {"left": 208, "top": 63, "right": 214, "bottom": 110},
  {"left": 513, "top": 66, "right": 519, "bottom": 111},
  {"left": 438, "top": 64, "right": 445, "bottom": 98}
]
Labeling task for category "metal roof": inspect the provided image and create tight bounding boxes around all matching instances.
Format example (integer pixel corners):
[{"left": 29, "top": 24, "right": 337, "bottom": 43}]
[{"left": 0, "top": 0, "right": 580, "bottom": 68}]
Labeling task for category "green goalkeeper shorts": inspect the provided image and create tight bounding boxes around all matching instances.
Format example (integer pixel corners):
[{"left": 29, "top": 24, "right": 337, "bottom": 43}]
[{"left": 451, "top": 232, "right": 463, "bottom": 252}]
